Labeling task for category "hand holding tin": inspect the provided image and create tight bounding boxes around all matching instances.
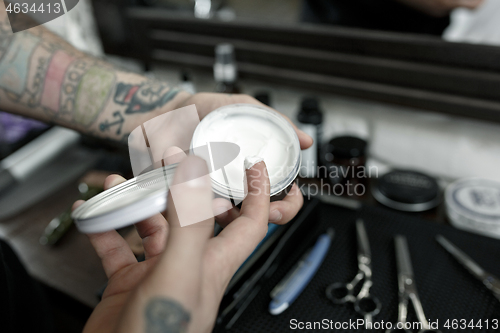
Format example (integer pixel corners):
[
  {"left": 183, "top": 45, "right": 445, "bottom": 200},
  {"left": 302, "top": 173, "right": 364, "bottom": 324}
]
[
  {"left": 73, "top": 104, "right": 307, "bottom": 232},
  {"left": 79, "top": 154, "right": 273, "bottom": 333}
]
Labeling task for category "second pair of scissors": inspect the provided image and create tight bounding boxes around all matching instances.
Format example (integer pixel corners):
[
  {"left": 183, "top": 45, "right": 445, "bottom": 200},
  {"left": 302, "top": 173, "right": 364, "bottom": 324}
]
[
  {"left": 386, "top": 235, "right": 442, "bottom": 333},
  {"left": 326, "top": 219, "right": 381, "bottom": 329}
]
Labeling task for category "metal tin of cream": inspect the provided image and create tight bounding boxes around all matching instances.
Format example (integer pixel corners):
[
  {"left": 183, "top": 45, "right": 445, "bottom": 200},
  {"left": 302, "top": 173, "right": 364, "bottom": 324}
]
[
  {"left": 445, "top": 178, "right": 500, "bottom": 239},
  {"left": 191, "top": 104, "right": 301, "bottom": 202},
  {"left": 72, "top": 104, "right": 301, "bottom": 233}
]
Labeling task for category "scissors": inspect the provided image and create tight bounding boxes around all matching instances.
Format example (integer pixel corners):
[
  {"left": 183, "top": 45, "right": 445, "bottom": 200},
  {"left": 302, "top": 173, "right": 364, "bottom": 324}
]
[
  {"left": 387, "top": 235, "right": 442, "bottom": 333},
  {"left": 326, "top": 219, "right": 381, "bottom": 328},
  {"left": 436, "top": 235, "right": 500, "bottom": 303}
]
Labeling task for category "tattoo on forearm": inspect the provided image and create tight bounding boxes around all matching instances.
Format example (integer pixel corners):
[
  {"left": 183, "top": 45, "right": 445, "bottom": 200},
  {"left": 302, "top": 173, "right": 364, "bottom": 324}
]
[
  {"left": 62, "top": 62, "right": 116, "bottom": 126},
  {"left": 114, "top": 82, "right": 179, "bottom": 114},
  {"left": 99, "top": 110, "right": 124, "bottom": 135},
  {"left": 0, "top": 11, "right": 180, "bottom": 141},
  {"left": 145, "top": 297, "right": 191, "bottom": 333},
  {"left": 0, "top": 32, "right": 39, "bottom": 96}
]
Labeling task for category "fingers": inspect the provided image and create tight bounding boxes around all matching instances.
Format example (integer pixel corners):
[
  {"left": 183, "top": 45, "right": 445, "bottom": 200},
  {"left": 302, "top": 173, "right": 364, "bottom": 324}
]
[
  {"left": 166, "top": 156, "right": 214, "bottom": 230},
  {"left": 103, "top": 174, "right": 127, "bottom": 190},
  {"left": 225, "top": 93, "right": 313, "bottom": 150},
  {"left": 84, "top": 175, "right": 137, "bottom": 279},
  {"left": 279, "top": 113, "right": 314, "bottom": 150},
  {"left": 214, "top": 161, "right": 271, "bottom": 275},
  {"left": 249, "top": 95, "right": 313, "bottom": 150},
  {"left": 212, "top": 198, "right": 240, "bottom": 228},
  {"left": 144, "top": 156, "right": 214, "bottom": 309},
  {"left": 268, "top": 183, "right": 304, "bottom": 224},
  {"left": 297, "top": 128, "right": 314, "bottom": 150},
  {"left": 163, "top": 146, "right": 187, "bottom": 165},
  {"left": 239, "top": 161, "right": 271, "bottom": 222},
  {"left": 135, "top": 213, "right": 168, "bottom": 260},
  {"left": 213, "top": 183, "right": 303, "bottom": 227},
  {"left": 457, "top": 0, "right": 483, "bottom": 9},
  {"left": 72, "top": 199, "right": 85, "bottom": 210},
  {"left": 87, "top": 230, "right": 138, "bottom": 279},
  {"left": 255, "top": 102, "right": 312, "bottom": 150},
  {"left": 135, "top": 146, "right": 188, "bottom": 259}
]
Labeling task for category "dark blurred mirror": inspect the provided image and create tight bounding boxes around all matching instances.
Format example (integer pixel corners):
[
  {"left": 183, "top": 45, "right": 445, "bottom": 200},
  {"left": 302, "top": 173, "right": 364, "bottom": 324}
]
[
  {"left": 90, "top": 0, "right": 500, "bottom": 123},
  {"left": 136, "top": 0, "right": 500, "bottom": 47}
]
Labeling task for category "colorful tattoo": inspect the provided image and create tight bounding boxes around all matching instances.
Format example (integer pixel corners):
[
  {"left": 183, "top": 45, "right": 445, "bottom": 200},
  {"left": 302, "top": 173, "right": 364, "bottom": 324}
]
[
  {"left": 73, "top": 66, "right": 115, "bottom": 126},
  {"left": 0, "top": 11, "right": 184, "bottom": 142},
  {"left": 57, "top": 58, "right": 91, "bottom": 119},
  {"left": 0, "top": 33, "right": 40, "bottom": 96},
  {"left": 25, "top": 44, "right": 52, "bottom": 107},
  {"left": 40, "top": 50, "right": 75, "bottom": 112},
  {"left": 114, "top": 82, "right": 179, "bottom": 114}
]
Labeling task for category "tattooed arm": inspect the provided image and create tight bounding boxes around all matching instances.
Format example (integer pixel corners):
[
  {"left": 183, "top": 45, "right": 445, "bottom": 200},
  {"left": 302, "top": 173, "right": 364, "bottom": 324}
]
[
  {"left": 0, "top": 4, "right": 190, "bottom": 142},
  {"left": 0, "top": 3, "right": 313, "bottom": 151}
]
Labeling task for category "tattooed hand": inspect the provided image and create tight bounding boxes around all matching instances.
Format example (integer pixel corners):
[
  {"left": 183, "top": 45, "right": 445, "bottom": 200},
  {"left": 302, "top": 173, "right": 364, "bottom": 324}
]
[{"left": 77, "top": 153, "right": 272, "bottom": 333}]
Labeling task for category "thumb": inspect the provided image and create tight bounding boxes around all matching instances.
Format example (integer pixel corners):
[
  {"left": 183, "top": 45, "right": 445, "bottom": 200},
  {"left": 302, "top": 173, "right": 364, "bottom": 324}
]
[
  {"left": 115, "top": 156, "right": 215, "bottom": 333},
  {"left": 145, "top": 156, "right": 214, "bottom": 304}
]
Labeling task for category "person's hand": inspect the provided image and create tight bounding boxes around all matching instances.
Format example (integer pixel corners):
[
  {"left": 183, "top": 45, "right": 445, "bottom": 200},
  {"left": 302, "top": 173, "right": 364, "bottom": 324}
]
[
  {"left": 398, "top": 0, "right": 483, "bottom": 17},
  {"left": 80, "top": 155, "right": 272, "bottom": 333},
  {"left": 177, "top": 92, "right": 312, "bottom": 225},
  {"left": 178, "top": 92, "right": 313, "bottom": 150}
]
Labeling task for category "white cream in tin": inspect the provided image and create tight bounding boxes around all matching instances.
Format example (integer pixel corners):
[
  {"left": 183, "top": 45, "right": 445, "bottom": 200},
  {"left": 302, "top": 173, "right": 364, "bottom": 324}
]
[{"left": 191, "top": 104, "right": 301, "bottom": 199}]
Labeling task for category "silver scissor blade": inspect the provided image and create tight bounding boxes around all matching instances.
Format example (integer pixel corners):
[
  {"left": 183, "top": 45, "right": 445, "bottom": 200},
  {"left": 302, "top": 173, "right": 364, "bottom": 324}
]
[
  {"left": 437, "top": 236, "right": 500, "bottom": 303},
  {"left": 394, "top": 235, "right": 414, "bottom": 277},
  {"left": 356, "top": 219, "right": 371, "bottom": 260},
  {"left": 436, "top": 235, "right": 486, "bottom": 279}
]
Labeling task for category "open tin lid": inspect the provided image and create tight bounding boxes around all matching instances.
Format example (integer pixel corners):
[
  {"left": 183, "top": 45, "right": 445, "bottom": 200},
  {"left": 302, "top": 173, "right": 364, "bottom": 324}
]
[{"left": 72, "top": 142, "right": 239, "bottom": 233}]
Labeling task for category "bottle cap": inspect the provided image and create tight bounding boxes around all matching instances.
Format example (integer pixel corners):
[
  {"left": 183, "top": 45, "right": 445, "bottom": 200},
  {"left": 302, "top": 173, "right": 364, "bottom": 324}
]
[
  {"left": 297, "top": 97, "right": 323, "bottom": 125},
  {"left": 214, "top": 43, "right": 237, "bottom": 83},
  {"left": 324, "top": 136, "right": 367, "bottom": 159}
]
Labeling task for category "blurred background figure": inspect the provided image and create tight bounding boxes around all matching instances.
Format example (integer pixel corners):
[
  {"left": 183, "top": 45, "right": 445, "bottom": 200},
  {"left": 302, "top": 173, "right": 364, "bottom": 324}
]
[{"left": 302, "top": 0, "right": 484, "bottom": 35}]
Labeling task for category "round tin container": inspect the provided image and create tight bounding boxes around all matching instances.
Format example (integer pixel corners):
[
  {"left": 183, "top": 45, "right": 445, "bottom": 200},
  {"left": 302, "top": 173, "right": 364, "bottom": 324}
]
[
  {"left": 191, "top": 104, "right": 301, "bottom": 202},
  {"left": 372, "top": 170, "right": 440, "bottom": 212},
  {"left": 445, "top": 178, "right": 500, "bottom": 239}
]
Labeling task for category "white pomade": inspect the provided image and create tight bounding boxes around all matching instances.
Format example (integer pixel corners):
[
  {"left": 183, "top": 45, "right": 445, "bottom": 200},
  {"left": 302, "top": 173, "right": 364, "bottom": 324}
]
[
  {"left": 244, "top": 156, "right": 264, "bottom": 170},
  {"left": 191, "top": 104, "right": 300, "bottom": 198}
]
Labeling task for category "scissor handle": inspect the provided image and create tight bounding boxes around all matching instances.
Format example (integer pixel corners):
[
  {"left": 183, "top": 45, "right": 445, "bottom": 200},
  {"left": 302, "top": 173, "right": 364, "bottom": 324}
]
[
  {"left": 354, "top": 295, "right": 381, "bottom": 317},
  {"left": 325, "top": 282, "right": 355, "bottom": 304}
]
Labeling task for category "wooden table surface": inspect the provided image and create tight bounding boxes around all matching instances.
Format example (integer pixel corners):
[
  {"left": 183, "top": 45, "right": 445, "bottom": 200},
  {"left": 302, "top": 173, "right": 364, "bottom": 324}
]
[{"left": 0, "top": 178, "right": 108, "bottom": 308}]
